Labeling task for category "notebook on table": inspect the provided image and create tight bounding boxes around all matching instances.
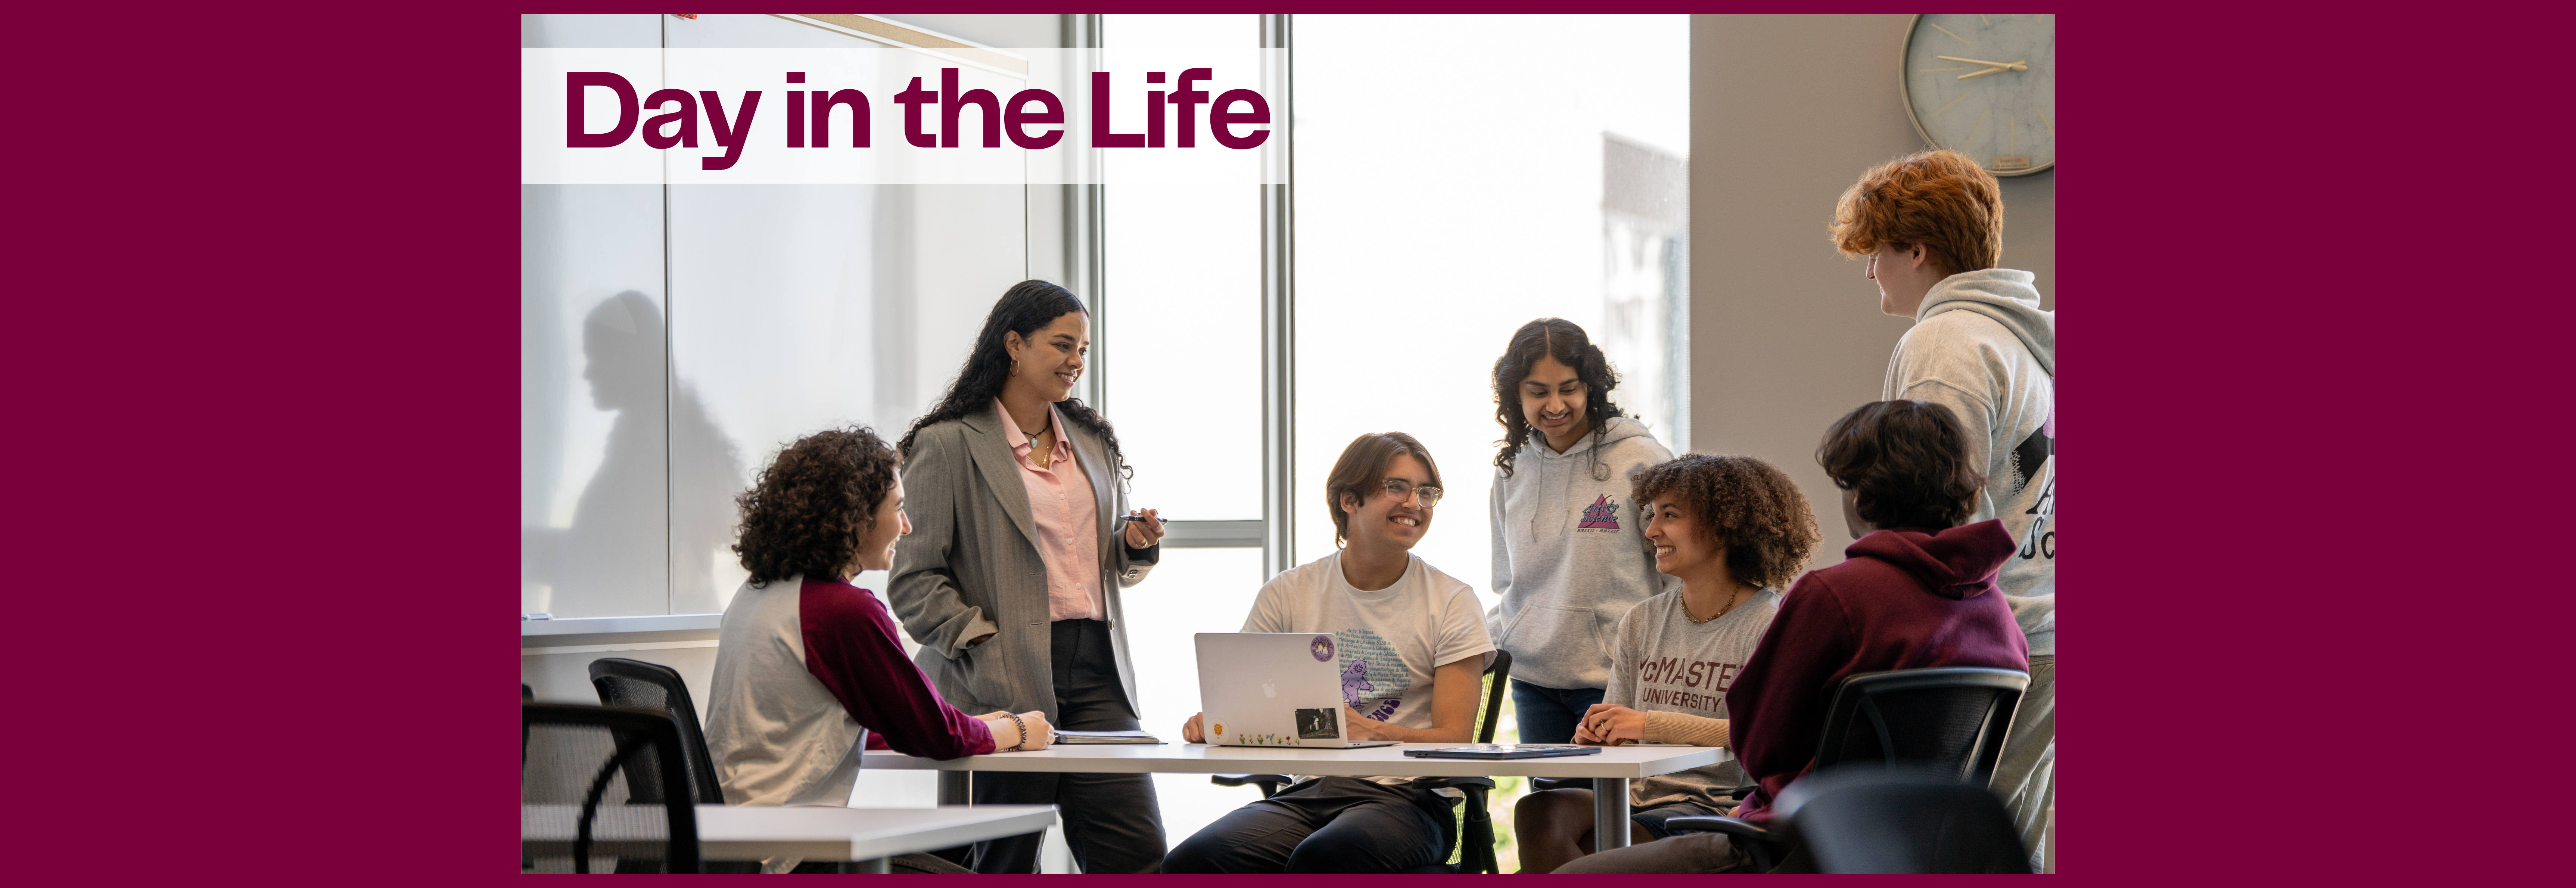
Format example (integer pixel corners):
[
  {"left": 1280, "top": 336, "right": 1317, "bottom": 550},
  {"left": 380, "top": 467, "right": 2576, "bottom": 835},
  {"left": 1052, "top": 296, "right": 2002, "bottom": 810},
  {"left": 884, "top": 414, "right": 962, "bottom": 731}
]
[{"left": 1053, "top": 730, "right": 1163, "bottom": 745}]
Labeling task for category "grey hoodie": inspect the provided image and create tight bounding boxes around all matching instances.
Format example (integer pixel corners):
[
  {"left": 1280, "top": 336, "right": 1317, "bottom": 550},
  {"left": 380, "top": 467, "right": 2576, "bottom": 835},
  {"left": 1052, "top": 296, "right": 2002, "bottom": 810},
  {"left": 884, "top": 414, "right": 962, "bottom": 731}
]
[
  {"left": 1485, "top": 416, "right": 1681, "bottom": 690},
  {"left": 1882, "top": 268, "right": 2055, "bottom": 655}
]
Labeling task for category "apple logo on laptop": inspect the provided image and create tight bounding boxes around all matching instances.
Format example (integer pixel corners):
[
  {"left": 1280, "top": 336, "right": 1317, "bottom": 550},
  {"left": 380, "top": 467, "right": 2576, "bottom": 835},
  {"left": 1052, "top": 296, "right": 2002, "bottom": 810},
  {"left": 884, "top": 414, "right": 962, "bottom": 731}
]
[{"left": 1262, "top": 681, "right": 1278, "bottom": 698}]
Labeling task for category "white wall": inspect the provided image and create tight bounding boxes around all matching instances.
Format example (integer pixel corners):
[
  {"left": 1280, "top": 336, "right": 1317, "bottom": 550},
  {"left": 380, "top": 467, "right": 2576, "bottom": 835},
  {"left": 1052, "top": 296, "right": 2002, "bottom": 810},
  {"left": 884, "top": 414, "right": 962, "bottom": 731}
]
[{"left": 1689, "top": 14, "right": 2054, "bottom": 571}]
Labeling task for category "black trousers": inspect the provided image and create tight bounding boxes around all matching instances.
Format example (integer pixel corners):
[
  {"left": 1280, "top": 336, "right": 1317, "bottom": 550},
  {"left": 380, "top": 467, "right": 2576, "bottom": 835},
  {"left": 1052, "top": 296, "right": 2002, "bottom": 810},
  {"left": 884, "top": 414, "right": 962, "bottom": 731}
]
[
  {"left": 1163, "top": 776, "right": 1459, "bottom": 874},
  {"left": 951, "top": 619, "right": 1167, "bottom": 874}
]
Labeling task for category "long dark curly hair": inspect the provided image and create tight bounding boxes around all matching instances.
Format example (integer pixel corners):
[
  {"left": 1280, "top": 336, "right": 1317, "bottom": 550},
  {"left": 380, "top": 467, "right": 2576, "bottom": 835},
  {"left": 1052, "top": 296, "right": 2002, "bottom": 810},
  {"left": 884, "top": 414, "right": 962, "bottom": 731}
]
[
  {"left": 1630, "top": 453, "right": 1822, "bottom": 591},
  {"left": 1491, "top": 318, "right": 1626, "bottom": 477},
  {"left": 733, "top": 426, "right": 903, "bottom": 585},
  {"left": 899, "top": 280, "right": 1129, "bottom": 478}
]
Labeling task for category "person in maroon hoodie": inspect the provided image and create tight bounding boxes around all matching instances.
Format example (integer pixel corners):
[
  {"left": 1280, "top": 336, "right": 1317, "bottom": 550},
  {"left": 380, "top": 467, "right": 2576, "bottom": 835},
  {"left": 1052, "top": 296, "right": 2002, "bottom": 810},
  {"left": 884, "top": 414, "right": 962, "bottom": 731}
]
[{"left": 1556, "top": 400, "right": 2028, "bottom": 874}]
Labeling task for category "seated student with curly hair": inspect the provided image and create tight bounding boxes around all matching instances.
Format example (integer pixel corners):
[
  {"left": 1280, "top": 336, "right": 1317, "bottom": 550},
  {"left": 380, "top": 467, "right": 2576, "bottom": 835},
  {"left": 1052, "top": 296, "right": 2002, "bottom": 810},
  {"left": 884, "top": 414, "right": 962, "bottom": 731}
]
[
  {"left": 1554, "top": 401, "right": 2028, "bottom": 874},
  {"left": 701, "top": 426, "right": 1055, "bottom": 874},
  {"left": 1512, "top": 454, "right": 1820, "bottom": 873}
]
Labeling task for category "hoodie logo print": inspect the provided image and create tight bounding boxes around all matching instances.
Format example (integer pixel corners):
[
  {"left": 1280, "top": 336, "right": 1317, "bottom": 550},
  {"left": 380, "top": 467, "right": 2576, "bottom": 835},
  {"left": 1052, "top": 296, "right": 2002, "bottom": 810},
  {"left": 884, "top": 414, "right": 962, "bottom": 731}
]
[
  {"left": 2015, "top": 410, "right": 2054, "bottom": 561},
  {"left": 1578, "top": 494, "right": 1623, "bottom": 530},
  {"left": 2009, "top": 420, "right": 2053, "bottom": 494}
]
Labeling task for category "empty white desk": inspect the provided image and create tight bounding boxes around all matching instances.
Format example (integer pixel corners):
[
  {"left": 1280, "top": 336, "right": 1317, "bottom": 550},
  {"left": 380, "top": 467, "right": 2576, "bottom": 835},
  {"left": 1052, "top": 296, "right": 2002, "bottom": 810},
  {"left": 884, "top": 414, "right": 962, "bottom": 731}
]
[
  {"left": 862, "top": 743, "right": 1726, "bottom": 850},
  {"left": 523, "top": 803, "right": 1057, "bottom": 871}
]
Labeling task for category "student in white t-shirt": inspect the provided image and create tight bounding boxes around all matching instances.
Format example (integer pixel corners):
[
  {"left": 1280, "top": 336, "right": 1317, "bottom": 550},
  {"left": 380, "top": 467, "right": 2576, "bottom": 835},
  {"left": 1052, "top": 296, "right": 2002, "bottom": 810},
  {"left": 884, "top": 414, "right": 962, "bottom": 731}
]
[{"left": 1164, "top": 432, "right": 1496, "bottom": 874}]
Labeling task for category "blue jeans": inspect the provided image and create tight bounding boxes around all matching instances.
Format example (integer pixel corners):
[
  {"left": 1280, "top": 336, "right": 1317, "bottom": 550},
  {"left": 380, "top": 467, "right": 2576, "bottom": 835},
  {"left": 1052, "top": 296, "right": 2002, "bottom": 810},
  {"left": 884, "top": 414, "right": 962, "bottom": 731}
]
[{"left": 1510, "top": 680, "right": 1606, "bottom": 744}]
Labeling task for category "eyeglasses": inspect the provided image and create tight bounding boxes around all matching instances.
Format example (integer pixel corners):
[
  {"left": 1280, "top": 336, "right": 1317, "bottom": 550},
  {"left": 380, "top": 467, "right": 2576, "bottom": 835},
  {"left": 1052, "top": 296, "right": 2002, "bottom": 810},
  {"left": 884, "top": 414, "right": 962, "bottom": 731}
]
[{"left": 1380, "top": 478, "right": 1443, "bottom": 508}]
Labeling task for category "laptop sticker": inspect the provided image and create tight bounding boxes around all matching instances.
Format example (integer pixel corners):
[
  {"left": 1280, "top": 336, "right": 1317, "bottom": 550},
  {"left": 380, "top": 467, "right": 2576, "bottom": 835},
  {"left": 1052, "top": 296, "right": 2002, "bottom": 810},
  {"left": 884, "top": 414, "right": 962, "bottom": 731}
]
[{"left": 1296, "top": 707, "right": 1340, "bottom": 740}]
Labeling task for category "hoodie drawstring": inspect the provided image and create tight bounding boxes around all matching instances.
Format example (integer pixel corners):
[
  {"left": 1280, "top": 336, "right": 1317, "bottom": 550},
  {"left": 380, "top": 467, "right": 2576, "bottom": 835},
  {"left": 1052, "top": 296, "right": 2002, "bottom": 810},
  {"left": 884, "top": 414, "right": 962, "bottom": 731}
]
[{"left": 1525, "top": 419, "right": 1620, "bottom": 539}]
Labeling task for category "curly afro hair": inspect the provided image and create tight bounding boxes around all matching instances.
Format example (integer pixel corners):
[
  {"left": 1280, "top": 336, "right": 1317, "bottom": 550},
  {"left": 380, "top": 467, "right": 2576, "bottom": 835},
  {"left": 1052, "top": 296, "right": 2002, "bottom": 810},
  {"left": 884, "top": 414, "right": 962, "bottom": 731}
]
[
  {"left": 1816, "top": 400, "right": 1984, "bottom": 531},
  {"left": 733, "top": 426, "right": 903, "bottom": 585},
  {"left": 1630, "top": 453, "right": 1822, "bottom": 591}
]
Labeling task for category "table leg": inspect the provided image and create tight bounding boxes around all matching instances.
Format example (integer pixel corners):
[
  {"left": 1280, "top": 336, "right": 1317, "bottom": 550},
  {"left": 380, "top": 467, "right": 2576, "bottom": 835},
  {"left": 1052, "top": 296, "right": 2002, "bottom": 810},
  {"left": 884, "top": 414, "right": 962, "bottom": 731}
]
[
  {"left": 939, "top": 770, "right": 975, "bottom": 806},
  {"left": 1592, "top": 777, "right": 1631, "bottom": 850}
]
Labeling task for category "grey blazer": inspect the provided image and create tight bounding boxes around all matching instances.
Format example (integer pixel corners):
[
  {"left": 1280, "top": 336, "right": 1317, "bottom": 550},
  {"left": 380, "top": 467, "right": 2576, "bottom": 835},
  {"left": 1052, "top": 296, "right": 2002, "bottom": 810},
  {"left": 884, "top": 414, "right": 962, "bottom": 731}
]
[{"left": 887, "top": 402, "right": 1159, "bottom": 723}]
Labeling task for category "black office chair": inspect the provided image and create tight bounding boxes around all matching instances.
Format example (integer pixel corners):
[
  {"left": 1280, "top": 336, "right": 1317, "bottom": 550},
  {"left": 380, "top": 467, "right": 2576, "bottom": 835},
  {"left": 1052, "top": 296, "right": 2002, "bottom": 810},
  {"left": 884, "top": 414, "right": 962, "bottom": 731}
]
[
  {"left": 522, "top": 702, "right": 701, "bottom": 874},
  {"left": 588, "top": 658, "right": 726, "bottom": 805},
  {"left": 1210, "top": 649, "right": 1515, "bottom": 873},
  {"left": 589, "top": 658, "right": 774, "bottom": 873},
  {"left": 1661, "top": 666, "right": 2028, "bottom": 871},
  {"left": 1760, "top": 766, "right": 2031, "bottom": 873}
]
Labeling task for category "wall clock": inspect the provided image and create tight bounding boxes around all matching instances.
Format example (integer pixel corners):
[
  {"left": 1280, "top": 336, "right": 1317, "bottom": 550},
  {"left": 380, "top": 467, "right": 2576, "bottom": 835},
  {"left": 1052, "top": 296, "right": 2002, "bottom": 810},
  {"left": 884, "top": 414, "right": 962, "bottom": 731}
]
[{"left": 1901, "top": 14, "right": 2054, "bottom": 176}]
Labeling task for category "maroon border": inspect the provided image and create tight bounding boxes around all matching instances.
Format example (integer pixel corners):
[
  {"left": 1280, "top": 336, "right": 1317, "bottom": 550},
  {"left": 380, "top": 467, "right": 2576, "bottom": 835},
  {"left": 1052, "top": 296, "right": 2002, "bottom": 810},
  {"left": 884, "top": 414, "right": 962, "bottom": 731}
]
[{"left": 13, "top": 5, "right": 2461, "bottom": 882}]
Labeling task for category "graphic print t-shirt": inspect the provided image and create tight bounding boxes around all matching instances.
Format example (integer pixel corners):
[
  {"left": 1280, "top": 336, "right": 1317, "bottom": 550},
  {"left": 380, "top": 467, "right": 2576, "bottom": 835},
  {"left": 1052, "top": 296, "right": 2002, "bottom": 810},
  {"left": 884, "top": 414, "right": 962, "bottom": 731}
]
[
  {"left": 1242, "top": 551, "right": 1496, "bottom": 732},
  {"left": 1603, "top": 587, "right": 1780, "bottom": 812}
]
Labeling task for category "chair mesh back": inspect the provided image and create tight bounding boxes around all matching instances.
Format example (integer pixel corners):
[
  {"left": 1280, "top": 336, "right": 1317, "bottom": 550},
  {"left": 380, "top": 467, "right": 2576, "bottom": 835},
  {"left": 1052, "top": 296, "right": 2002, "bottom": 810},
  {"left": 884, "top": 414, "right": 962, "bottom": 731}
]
[
  {"left": 1789, "top": 774, "right": 2030, "bottom": 873},
  {"left": 1476, "top": 650, "right": 1512, "bottom": 744},
  {"left": 1824, "top": 687, "right": 2007, "bottom": 777},
  {"left": 589, "top": 658, "right": 726, "bottom": 806},
  {"left": 1813, "top": 668, "right": 2025, "bottom": 786},
  {"left": 522, "top": 704, "right": 698, "bottom": 874}
]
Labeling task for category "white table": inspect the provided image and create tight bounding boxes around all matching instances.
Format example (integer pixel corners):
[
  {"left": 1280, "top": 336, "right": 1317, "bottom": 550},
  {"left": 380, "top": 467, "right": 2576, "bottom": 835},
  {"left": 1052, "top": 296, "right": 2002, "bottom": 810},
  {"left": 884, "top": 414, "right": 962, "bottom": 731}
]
[
  {"left": 523, "top": 803, "right": 1057, "bottom": 871},
  {"left": 863, "top": 742, "right": 1728, "bottom": 850}
]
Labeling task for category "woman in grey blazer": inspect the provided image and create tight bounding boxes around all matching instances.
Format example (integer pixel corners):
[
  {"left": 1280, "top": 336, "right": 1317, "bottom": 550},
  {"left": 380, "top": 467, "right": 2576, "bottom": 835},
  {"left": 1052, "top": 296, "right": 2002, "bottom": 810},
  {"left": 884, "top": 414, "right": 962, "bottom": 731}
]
[{"left": 889, "top": 280, "right": 1167, "bottom": 874}]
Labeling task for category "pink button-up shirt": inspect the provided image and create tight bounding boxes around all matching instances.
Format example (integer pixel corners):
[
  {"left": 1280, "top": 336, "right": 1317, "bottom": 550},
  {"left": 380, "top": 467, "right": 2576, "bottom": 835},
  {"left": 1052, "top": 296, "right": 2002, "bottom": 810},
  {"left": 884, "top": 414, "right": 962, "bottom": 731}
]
[{"left": 995, "top": 398, "right": 1105, "bottom": 622}]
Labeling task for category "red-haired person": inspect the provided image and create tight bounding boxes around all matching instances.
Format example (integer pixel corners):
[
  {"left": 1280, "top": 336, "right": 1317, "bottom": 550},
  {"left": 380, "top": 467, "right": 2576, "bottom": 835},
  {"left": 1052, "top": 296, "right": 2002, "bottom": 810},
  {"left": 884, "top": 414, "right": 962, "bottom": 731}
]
[
  {"left": 1832, "top": 149, "right": 2054, "bottom": 868},
  {"left": 702, "top": 426, "right": 1052, "bottom": 874},
  {"left": 1558, "top": 401, "right": 2026, "bottom": 874}
]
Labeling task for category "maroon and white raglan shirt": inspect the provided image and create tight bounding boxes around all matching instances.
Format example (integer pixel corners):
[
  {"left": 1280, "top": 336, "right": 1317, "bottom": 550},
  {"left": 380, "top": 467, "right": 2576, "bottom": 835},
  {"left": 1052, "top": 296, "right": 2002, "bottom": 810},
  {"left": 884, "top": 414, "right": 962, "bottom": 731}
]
[{"left": 703, "top": 575, "right": 995, "bottom": 808}]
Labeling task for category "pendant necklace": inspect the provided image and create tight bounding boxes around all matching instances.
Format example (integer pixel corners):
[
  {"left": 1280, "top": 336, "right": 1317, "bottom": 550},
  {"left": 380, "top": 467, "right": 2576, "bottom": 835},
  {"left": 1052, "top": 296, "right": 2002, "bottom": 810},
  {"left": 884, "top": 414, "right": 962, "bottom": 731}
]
[{"left": 1682, "top": 584, "right": 1753, "bottom": 624}]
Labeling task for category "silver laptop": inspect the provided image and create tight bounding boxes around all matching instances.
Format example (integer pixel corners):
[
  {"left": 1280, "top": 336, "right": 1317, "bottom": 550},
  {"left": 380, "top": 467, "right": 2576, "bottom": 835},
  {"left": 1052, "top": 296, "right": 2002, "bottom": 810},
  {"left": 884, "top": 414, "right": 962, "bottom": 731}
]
[{"left": 1195, "top": 633, "right": 1399, "bottom": 748}]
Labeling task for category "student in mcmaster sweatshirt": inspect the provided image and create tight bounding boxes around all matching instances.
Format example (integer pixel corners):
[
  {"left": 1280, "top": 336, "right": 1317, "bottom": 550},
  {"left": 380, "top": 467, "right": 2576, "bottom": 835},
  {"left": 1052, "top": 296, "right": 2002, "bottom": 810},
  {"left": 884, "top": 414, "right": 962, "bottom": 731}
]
[
  {"left": 1830, "top": 149, "right": 2055, "bottom": 869},
  {"left": 1555, "top": 400, "right": 2026, "bottom": 875},
  {"left": 1483, "top": 318, "right": 1679, "bottom": 743},
  {"left": 1511, "top": 454, "right": 1820, "bottom": 874},
  {"left": 702, "top": 426, "right": 1054, "bottom": 874}
]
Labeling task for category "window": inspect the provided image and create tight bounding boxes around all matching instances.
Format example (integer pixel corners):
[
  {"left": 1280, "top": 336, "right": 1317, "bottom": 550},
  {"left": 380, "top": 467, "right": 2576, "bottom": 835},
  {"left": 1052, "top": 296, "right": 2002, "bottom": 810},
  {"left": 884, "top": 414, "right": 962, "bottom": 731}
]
[
  {"left": 521, "top": 14, "right": 1059, "bottom": 618},
  {"left": 1291, "top": 15, "right": 1693, "bottom": 599},
  {"left": 1095, "top": 10, "right": 1271, "bottom": 847}
]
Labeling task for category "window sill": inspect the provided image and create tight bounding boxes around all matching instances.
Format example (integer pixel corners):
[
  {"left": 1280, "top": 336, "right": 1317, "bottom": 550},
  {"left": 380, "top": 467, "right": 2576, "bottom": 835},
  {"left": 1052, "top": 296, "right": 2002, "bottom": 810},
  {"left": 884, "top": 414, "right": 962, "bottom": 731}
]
[{"left": 521, "top": 612, "right": 721, "bottom": 650}]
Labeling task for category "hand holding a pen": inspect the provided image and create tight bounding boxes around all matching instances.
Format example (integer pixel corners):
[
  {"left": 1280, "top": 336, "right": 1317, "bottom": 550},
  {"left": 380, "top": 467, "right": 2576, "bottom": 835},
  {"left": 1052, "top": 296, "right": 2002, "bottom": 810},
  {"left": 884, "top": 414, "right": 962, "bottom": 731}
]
[{"left": 1121, "top": 508, "right": 1166, "bottom": 549}]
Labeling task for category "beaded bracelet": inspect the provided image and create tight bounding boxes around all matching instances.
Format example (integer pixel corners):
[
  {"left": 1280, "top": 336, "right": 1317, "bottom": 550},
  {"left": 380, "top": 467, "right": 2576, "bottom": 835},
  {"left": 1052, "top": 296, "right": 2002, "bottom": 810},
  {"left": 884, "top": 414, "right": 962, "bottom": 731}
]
[{"left": 1003, "top": 712, "right": 1029, "bottom": 750}]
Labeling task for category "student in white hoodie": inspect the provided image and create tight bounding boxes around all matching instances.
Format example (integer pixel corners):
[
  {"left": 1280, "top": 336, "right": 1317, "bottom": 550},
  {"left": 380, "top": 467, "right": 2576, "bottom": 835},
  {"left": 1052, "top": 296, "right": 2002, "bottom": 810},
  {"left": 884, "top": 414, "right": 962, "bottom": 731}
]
[
  {"left": 1830, "top": 149, "right": 2055, "bottom": 870},
  {"left": 1483, "top": 319, "right": 1680, "bottom": 743}
]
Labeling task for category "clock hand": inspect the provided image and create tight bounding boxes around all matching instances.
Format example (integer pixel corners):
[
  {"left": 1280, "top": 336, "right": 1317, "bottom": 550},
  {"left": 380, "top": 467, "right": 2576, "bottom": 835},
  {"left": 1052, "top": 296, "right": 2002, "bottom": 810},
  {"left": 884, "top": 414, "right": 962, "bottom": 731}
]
[
  {"left": 1957, "top": 66, "right": 2016, "bottom": 81},
  {"left": 1935, "top": 55, "right": 2027, "bottom": 70}
]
